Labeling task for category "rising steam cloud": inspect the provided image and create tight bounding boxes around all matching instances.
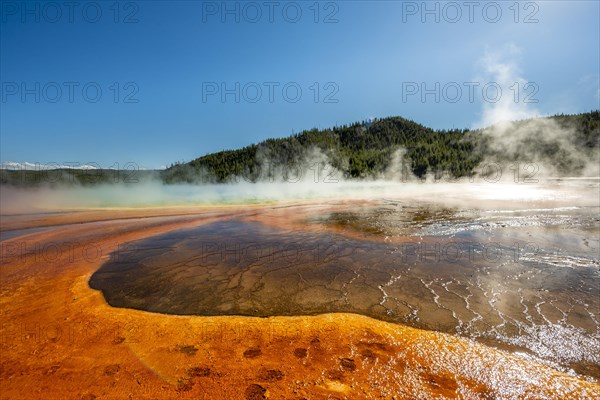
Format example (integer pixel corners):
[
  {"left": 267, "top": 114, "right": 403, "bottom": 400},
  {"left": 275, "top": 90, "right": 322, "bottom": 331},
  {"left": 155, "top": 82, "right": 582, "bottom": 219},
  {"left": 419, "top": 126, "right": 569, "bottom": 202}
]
[
  {"left": 1, "top": 45, "right": 598, "bottom": 214},
  {"left": 472, "top": 44, "right": 599, "bottom": 178}
]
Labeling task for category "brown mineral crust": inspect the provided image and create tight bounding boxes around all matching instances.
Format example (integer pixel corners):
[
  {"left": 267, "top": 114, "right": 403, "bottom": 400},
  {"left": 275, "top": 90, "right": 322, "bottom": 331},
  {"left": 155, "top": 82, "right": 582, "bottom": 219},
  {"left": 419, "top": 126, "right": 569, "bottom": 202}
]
[{"left": 0, "top": 206, "right": 598, "bottom": 399}]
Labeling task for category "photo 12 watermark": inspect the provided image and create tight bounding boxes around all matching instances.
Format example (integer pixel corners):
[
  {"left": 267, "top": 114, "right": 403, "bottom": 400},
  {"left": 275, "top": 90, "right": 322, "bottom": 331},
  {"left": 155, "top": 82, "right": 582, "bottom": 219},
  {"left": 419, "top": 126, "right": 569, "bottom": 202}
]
[
  {"left": 401, "top": 1, "right": 539, "bottom": 24},
  {"left": 0, "top": 161, "right": 142, "bottom": 184},
  {"left": 393, "top": 162, "right": 541, "bottom": 184},
  {"left": 201, "top": 81, "right": 339, "bottom": 104},
  {"left": 201, "top": 1, "right": 339, "bottom": 24},
  {"left": 1, "top": 1, "right": 140, "bottom": 24},
  {"left": 401, "top": 81, "right": 539, "bottom": 104},
  {"left": 1, "top": 240, "right": 106, "bottom": 264},
  {"left": 114, "top": 239, "right": 348, "bottom": 266},
  {"left": 1, "top": 82, "right": 140, "bottom": 104},
  {"left": 0, "top": 318, "right": 340, "bottom": 350},
  {"left": 397, "top": 240, "right": 540, "bottom": 264}
]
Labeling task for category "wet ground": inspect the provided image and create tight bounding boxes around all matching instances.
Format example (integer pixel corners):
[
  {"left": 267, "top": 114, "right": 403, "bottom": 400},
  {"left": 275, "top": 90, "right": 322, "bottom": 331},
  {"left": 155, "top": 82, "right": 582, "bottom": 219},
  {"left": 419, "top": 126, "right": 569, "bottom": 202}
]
[
  {"left": 2, "top": 195, "right": 599, "bottom": 398},
  {"left": 90, "top": 199, "right": 600, "bottom": 380}
]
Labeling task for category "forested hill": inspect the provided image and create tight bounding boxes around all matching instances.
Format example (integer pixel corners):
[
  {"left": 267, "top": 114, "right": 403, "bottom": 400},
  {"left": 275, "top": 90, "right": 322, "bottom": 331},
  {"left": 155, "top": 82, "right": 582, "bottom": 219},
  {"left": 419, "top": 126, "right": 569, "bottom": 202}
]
[
  {"left": 161, "top": 111, "right": 599, "bottom": 183},
  {"left": 1, "top": 111, "right": 597, "bottom": 187}
]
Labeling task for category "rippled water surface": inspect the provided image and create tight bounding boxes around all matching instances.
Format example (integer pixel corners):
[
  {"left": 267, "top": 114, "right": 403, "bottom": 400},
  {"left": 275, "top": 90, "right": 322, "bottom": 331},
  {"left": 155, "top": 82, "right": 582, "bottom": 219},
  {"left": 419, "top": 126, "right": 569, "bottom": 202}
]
[{"left": 90, "top": 192, "right": 600, "bottom": 379}]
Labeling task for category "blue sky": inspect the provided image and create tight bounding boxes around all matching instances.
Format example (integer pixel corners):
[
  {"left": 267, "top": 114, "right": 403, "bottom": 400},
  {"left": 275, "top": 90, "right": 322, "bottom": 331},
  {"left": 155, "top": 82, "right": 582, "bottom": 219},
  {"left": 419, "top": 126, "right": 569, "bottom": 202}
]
[{"left": 1, "top": 0, "right": 599, "bottom": 169}]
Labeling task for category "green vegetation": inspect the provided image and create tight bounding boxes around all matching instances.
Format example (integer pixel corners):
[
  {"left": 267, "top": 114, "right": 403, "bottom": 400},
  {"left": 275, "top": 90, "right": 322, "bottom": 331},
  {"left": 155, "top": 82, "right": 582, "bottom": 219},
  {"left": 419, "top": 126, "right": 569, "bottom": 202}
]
[
  {"left": 162, "top": 110, "right": 599, "bottom": 183},
  {"left": 2, "top": 111, "right": 598, "bottom": 186},
  {"left": 472, "top": 111, "right": 600, "bottom": 174}
]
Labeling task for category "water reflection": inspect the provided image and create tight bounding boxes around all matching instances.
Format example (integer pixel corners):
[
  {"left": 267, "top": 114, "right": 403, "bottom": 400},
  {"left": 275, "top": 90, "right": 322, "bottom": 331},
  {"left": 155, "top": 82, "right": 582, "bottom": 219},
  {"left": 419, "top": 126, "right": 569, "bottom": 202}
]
[{"left": 90, "top": 203, "right": 600, "bottom": 379}]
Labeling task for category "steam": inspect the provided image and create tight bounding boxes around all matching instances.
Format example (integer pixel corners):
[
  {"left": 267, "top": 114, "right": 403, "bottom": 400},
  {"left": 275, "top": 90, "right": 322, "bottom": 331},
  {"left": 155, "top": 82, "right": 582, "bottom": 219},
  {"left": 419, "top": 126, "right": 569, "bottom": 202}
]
[
  {"left": 253, "top": 146, "right": 344, "bottom": 184},
  {"left": 1, "top": 45, "right": 598, "bottom": 214},
  {"left": 2, "top": 125, "right": 597, "bottom": 214},
  {"left": 473, "top": 44, "right": 539, "bottom": 128},
  {"left": 472, "top": 45, "right": 599, "bottom": 178},
  {"left": 1, "top": 170, "right": 598, "bottom": 215}
]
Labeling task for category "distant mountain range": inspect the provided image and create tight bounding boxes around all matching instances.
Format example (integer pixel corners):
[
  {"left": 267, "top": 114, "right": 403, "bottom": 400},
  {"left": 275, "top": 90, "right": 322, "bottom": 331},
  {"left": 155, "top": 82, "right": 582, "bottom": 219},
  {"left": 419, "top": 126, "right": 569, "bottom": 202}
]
[{"left": 2, "top": 111, "right": 598, "bottom": 187}]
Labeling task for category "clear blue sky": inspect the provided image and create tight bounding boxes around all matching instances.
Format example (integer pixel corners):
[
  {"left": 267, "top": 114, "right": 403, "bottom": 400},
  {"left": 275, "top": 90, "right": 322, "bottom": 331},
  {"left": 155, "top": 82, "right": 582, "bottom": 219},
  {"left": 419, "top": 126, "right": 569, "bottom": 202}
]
[{"left": 1, "top": 0, "right": 599, "bottom": 169}]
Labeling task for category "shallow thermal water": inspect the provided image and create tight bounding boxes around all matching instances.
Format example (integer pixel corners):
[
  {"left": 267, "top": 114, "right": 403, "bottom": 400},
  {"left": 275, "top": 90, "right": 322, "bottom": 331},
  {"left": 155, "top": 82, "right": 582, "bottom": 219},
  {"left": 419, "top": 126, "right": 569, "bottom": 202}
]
[{"left": 90, "top": 192, "right": 600, "bottom": 380}]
